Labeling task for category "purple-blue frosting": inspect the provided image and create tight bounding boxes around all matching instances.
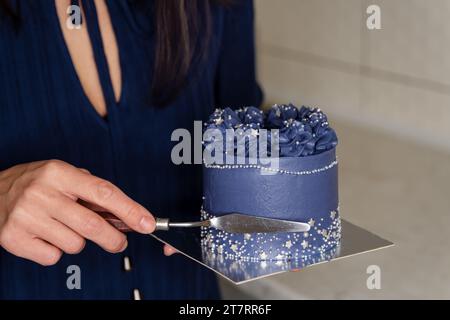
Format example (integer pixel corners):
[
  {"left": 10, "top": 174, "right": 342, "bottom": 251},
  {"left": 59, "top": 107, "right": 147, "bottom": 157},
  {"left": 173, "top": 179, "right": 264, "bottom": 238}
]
[{"left": 204, "top": 104, "right": 338, "bottom": 157}]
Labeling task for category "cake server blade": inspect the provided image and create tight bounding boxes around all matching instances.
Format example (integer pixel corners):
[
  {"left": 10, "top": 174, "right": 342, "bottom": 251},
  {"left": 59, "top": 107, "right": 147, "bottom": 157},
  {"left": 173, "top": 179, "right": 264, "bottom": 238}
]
[
  {"left": 99, "top": 212, "right": 311, "bottom": 234},
  {"left": 204, "top": 213, "right": 311, "bottom": 233}
]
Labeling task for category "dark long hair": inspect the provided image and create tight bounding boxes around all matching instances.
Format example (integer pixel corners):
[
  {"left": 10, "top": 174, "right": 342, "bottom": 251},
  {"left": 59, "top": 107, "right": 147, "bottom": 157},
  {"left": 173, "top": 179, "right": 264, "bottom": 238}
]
[{"left": 0, "top": 0, "right": 227, "bottom": 106}]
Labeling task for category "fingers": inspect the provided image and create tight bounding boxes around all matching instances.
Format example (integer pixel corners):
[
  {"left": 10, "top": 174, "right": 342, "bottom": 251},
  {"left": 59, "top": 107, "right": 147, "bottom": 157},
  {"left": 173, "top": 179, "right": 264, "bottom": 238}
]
[
  {"left": 77, "top": 199, "right": 105, "bottom": 212},
  {"left": 31, "top": 216, "right": 86, "bottom": 255},
  {"left": 59, "top": 166, "right": 155, "bottom": 234},
  {"left": 53, "top": 199, "right": 128, "bottom": 253},
  {"left": 25, "top": 238, "right": 64, "bottom": 266},
  {"left": 79, "top": 168, "right": 91, "bottom": 174},
  {"left": 0, "top": 226, "right": 62, "bottom": 266},
  {"left": 163, "top": 244, "right": 178, "bottom": 256}
]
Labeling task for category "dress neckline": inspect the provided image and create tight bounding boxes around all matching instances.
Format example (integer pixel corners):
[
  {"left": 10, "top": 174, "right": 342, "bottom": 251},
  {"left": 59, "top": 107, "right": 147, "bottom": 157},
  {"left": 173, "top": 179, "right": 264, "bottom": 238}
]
[{"left": 51, "top": 0, "right": 127, "bottom": 125}]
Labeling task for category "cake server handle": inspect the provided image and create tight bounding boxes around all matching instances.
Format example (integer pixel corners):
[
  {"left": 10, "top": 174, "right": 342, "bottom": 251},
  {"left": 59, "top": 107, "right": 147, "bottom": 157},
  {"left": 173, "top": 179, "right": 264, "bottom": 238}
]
[{"left": 97, "top": 212, "right": 210, "bottom": 233}]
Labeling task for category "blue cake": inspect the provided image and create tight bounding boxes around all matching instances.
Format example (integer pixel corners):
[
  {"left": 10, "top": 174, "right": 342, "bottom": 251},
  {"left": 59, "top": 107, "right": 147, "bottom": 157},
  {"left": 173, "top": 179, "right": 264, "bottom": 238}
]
[{"left": 201, "top": 104, "right": 340, "bottom": 262}]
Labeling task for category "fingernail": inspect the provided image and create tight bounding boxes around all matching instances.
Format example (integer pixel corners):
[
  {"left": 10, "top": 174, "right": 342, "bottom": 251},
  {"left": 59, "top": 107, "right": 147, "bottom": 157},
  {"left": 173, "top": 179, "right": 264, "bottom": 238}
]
[
  {"left": 140, "top": 215, "right": 155, "bottom": 233},
  {"left": 120, "top": 239, "right": 128, "bottom": 252}
]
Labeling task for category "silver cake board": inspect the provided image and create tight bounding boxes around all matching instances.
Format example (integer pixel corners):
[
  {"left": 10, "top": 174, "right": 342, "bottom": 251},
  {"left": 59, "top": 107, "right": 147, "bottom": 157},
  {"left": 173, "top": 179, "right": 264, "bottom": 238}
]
[{"left": 150, "top": 219, "right": 393, "bottom": 285}]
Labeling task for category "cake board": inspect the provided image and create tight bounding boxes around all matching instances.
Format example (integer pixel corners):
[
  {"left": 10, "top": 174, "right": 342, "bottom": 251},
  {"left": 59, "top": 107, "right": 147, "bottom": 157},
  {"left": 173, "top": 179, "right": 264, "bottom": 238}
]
[{"left": 149, "top": 219, "right": 393, "bottom": 285}]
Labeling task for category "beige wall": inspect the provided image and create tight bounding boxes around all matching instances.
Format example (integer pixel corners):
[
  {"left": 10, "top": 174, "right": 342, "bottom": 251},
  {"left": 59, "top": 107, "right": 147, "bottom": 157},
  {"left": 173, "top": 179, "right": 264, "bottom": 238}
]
[{"left": 255, "top": 0, "right": 450, "bottom": 152}]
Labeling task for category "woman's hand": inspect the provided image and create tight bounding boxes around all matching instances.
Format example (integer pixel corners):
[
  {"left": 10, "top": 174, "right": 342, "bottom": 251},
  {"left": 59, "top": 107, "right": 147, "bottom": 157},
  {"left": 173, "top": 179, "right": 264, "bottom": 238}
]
[
  {"left": 0, "top": 160, "right": 156, "bottom": 266},
  {"left": 163, "top": 244, "right": 178, "bottom": 256}
]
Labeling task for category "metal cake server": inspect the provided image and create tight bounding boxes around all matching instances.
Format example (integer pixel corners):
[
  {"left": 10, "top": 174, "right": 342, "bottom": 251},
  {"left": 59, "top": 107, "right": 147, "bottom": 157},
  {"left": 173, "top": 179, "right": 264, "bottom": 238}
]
[{"left": 99, "top": 212, "right": 311, "bottom": 234}]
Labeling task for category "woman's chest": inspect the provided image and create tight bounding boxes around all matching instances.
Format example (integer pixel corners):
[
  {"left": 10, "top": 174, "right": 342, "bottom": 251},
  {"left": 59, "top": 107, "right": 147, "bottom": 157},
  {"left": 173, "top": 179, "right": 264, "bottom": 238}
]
[{"left": 0, "top": 2, "right": 223, "bottom": 169}]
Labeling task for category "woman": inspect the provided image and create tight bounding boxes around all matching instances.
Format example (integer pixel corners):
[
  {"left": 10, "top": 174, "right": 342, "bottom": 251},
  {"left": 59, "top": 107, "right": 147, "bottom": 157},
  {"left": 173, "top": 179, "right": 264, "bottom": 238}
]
[{"left": 0, "top": 0, "right": 262, "bottom": 299}]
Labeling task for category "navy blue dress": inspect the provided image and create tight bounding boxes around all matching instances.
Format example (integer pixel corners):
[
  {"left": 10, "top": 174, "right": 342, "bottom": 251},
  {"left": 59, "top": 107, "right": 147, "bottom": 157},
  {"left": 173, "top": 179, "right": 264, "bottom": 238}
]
[{"left": 0, "top": 0, "right": 262, "bottom": 299}]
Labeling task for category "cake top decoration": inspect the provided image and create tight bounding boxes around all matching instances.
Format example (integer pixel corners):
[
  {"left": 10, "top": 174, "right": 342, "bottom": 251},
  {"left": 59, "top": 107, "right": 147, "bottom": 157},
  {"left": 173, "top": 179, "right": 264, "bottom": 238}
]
[{"left": 204, "top": 104, "right": 338, "bottom": 158}]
